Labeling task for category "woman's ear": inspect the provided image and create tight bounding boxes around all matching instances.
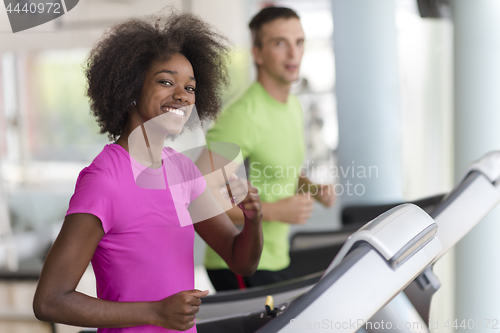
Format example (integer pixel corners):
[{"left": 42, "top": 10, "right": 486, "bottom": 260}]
[{"left": 128, "top": 101, "right": 136, "bottom": 113}]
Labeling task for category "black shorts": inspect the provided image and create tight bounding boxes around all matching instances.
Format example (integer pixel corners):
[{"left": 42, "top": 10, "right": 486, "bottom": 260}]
[{"left": 206, "top": 267, "right": 292, "bottom": 292}]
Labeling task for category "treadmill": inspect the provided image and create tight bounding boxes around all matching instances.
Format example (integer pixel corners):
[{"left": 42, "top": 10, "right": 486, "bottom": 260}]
[
  {"left": 196, "top": 194, "right": 443, "bottom": 321},
  {"left": 195, "top": 193, "right": 447, "bottom": 321},
  {"left": 198, "top": 203, "right": 441, "bottom": 333},
  {"left": 195, "top": 151, "right": 500, "bottom": 333},
  {"left": 367, "top": 151, "right": 500, "bottom": 332},
  {"left": 195, "top": 193, "right": 445, "bottom": 321}
]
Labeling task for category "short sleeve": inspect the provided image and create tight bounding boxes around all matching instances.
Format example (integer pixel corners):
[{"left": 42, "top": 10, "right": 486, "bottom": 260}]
[
  {"left": 66, "top": 167, "right": 115, "bottom": 233},
  {"left": 205, "top": 101, "right": 257, "bottom": 160},
  {"left": 183, "top": 155, "right": 206, "bottom": 202},
  {"left": 162, "top": 149, "right": 207, "bottom": 203},
  {"left": 190, "top": 168, "right": 206, "bottom": 203}
]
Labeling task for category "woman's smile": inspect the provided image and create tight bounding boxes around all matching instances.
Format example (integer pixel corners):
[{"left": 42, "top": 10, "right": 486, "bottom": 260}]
[{"left": 162, "top": 107, "right": 186, "bottom": 117}]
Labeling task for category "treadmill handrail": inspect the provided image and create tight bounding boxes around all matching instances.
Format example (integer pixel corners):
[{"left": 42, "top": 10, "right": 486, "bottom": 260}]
[
  {"left": 457, "top": 150, "right": 500, "bottom": 184},
  {"left": 256, "top": 235, "right": 441, "bottom": 333},
  {"left": 431, "top": 169, "right": 500, "bottom": 261},
  {"left": 325, "top": 204, "right": 437, "bottom": 275}
]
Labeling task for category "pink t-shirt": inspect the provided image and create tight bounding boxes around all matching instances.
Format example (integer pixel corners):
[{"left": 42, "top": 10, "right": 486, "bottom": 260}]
[{"left": 66, "top": 144, "right": 206, "bottom": 332}]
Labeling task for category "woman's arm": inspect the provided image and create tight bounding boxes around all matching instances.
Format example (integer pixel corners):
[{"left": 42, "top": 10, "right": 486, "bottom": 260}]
[
  {"left": 34, "top": 213, "right": 205, "bottom": 331},
  {"left": 194, "top": 180, "right": 263, "bottom": 276}
]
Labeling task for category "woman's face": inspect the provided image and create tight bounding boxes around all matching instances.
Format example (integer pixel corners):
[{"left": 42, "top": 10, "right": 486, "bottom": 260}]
[{"left": 136, "top": 53, "right": 196, "bottom": 135}]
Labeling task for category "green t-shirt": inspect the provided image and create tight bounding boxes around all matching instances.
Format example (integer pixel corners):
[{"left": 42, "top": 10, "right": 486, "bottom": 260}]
[{"left": 204, "top": 82, "right": 305, "bottom": 271}]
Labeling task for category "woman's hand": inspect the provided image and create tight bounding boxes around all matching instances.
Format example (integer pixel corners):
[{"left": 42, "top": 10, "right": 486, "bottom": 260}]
[
  {"left": 237, "top": 181, "right": 263, "bottom": 222},
  {"left": 221, "top": 174, "right": 262, "bottom": 223},
  {"left": 154, "top": 289, "right": 209, "bottom": 331}
]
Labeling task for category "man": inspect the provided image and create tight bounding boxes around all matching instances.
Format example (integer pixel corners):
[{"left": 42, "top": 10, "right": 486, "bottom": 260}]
[{"left": 200, "top": 7, "right": 335, "bottom": 291}]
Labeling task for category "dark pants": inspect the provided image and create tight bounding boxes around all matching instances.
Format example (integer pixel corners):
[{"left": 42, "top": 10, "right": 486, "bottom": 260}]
[{"left": 207, "top": 267, "right": 292, "bottom": 291}]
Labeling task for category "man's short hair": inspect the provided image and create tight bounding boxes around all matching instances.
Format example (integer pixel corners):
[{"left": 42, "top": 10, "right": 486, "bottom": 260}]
[{"left": 249, "top": 7, "right": 300, "bottom": 48}]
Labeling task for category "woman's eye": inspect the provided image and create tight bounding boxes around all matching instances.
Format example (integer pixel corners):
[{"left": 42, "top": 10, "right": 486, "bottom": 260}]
[
  {"left": 186, "top": 86, "right": 196, "bottom": 92},
  {"left": 160, "top": 81, "right": 173, "bottom": 86}
]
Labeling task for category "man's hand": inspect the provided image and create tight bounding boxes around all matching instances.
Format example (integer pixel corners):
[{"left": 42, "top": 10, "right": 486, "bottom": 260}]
[
  {"left": 154, "top": 289, "right": 209, "bottom": 331},
  {"left": 298, "top": 175, "right": 336, "bottom": 208},
  {"left": 264, "top": 194, "right": 314, "bottom": 224},
  {"left": 312, "top": 184, "right": 336, "bottom": 208}
]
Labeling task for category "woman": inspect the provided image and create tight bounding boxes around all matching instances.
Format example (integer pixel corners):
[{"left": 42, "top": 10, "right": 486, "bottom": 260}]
[{"left": 33, "top": 12, "right": 263, "bottom": 332}]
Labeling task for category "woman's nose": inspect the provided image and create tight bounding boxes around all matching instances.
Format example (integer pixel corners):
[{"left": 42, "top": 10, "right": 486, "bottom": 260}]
[{"left": 172, "top": 86, "right": 188, "bottom": 103}]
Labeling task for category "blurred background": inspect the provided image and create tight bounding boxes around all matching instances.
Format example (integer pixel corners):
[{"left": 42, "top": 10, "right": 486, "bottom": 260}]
[{"left": 0, "top": 0, "right": 499, "bottom": 332}]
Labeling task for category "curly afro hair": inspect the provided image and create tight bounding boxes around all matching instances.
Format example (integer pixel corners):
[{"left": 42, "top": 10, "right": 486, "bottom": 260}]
[{"left": 85, "top": 11, "right": 230, "bottom": 140}]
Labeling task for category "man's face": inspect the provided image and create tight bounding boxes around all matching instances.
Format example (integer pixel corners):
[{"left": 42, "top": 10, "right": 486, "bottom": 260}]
[{"left": 253, "top": 18, "right": 305, "bottom": 85}]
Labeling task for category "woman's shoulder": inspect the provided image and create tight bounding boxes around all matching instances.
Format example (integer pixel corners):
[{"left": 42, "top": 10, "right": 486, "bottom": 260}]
[{"left": 77, "top": 144, "right": 128, "bottom": 184}]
